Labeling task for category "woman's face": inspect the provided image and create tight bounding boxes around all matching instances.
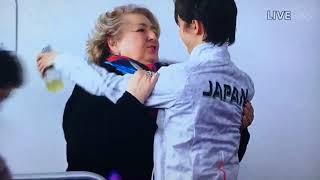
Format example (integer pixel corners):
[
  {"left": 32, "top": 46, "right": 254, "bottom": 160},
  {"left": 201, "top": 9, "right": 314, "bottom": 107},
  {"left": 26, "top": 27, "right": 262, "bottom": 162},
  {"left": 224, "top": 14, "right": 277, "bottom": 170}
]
[{"left": 111, "top": 13, "right": 159, "bottom": 65}]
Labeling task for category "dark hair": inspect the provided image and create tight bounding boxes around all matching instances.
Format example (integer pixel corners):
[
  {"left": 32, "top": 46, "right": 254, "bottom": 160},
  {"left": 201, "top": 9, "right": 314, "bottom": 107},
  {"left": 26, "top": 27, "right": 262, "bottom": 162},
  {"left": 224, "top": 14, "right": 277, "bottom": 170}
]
[
  {"left": 0, "top": 50, "right": 23, "bottom": 89},
  {"left": 174, "top": 0, "right": 237, "bottom": 46}
]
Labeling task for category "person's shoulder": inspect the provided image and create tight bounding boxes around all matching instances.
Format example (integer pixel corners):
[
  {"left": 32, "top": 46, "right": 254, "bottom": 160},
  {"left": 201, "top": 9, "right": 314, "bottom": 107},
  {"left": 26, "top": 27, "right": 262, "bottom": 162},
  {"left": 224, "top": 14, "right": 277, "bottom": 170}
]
[
  {"left": 158, "top": 62, "right": 170, "bottom": 67},
  {"left": 227, "top": 60, "right": 252, "bottom": 83},
  {"left": 158, "top": 61, "right": 188, "bottom": 76},
  {"left": 238, "top": 68, "right": 254, "bottom": 88},
  {"left": 234, "top": 66, "right": 255, "bottom": 98}
]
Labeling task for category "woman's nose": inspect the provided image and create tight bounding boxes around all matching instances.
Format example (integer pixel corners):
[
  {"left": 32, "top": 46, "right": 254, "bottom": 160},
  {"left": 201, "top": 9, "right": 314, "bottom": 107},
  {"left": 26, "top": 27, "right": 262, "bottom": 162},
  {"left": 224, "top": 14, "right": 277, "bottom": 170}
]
[{"left": 147, "top": 30, "right": 157, "bottom": 40}]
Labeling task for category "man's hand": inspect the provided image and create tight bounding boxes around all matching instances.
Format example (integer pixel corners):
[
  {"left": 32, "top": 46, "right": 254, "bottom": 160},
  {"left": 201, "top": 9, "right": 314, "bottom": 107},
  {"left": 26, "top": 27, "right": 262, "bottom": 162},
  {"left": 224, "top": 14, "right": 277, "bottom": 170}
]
[
  {"left": 127, "top": 70, "right": 159, "bottom": 104},
  {"left": 36, "top": 52, "right": 57, "bottom": 75}
]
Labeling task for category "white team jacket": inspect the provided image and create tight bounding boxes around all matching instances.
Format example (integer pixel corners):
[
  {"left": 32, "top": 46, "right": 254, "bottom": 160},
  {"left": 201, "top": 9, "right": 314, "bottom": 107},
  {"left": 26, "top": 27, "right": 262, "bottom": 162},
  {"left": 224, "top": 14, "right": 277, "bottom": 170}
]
[{"left": 54, "top": 43, "right": 255, "bottom": 180}]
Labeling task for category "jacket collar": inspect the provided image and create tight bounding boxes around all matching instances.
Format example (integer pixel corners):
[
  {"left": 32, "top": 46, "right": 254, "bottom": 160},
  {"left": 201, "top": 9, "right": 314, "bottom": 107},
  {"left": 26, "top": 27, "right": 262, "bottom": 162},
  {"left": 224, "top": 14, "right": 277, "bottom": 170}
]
[{"left": 190, "top": 42, "right": 230, "bottom": 62}]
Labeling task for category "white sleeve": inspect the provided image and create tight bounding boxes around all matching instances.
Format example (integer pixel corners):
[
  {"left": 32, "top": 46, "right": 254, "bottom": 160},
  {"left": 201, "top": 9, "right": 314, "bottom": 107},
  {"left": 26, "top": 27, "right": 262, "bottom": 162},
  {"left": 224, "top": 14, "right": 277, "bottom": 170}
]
[
  {"left": 54, "top": 53, "right": 188, "bottom": 108},
  {"left": 54, "top": 53, "right": 131, "bottom": 103},
  {"left": 247, "top": 76, "right": 255, "bottom": 101},
  {"left": 144, "top": 63, "right": 188, "bottom": 108}
]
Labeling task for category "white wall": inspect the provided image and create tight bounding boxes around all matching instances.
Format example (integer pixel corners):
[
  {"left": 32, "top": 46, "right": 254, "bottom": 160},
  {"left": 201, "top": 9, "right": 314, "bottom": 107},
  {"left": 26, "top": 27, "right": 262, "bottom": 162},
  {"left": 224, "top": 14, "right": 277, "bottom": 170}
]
[{"left": 0, "top": 0, "right": 319, "bottom": 179}]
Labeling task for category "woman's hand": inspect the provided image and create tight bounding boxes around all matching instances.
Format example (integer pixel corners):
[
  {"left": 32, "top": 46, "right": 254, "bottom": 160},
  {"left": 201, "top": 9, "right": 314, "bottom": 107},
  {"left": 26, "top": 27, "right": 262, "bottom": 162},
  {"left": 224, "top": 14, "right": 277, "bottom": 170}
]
[
  {"left": 241, "top": 101, "right": 254, "bottom": 129},
  {"left": 36, "top": 52, "right": 57, "bottom": 75},
  {"left": 127, "top": 70, "right": 159, "bottom": 104}
]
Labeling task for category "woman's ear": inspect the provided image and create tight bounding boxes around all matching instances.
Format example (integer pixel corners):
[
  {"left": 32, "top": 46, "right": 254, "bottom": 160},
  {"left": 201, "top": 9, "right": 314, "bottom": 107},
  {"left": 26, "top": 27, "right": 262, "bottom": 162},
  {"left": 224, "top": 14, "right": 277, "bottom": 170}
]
[{"left": 107, "top": 38, "right": 120, "bottom": 55}]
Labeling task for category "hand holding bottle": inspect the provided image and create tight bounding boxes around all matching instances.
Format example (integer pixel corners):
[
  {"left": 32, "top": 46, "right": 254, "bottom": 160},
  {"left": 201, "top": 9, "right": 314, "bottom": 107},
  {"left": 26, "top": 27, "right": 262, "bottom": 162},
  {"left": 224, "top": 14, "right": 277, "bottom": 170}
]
[{"left": 37, "top": 45, "right": 64, "bottom": 92}]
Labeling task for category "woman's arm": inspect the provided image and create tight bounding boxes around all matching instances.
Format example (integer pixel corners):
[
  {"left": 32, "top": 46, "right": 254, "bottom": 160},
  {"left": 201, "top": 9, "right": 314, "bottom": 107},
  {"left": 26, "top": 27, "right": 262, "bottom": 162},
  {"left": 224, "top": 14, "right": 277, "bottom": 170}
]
[
  {"left": 238, "top": 128, "right": 250, "bottom": 162},
  {"left": 238, "top": 101, "right": 254, "bottom": 161}
]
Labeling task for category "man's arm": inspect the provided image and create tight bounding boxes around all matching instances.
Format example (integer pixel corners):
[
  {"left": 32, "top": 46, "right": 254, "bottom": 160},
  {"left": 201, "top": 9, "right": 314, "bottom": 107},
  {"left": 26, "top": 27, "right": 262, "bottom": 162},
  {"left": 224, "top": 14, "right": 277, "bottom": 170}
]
[
  {"left": 54, "top": 54, "right": 130, "bottom": 103},
  {"left": 54, "top": 54, "right": 187, "bottom": 108}
]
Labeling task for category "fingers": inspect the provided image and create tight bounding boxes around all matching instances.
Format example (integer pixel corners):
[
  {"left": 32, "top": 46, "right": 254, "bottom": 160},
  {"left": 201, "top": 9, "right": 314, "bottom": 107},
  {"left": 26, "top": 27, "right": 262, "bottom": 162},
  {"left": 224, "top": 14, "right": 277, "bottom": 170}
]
[
  {"left": 142, "top": 71, "right": 151, "bottom": 80},
  {"left": 244, "top": 114, "right": 251, "bottom": 127},
  {"left": 36, "top": 52, "right": 55, "bottom": 75},
  {"left": 37, "top": 54, "right": 47, "bottom": 75},
  {"left": 127, "top": 70, "right": 158, "bottom": 104},
  {"left": 151, "top": 72, "right": 159, "bottom": 83},
  {"left": 145, "top": 71, "right": 159, "bottom": 90},
  {"left": 36, "top": 53, "right": 45, "bottom": 62},
  {"left": 242, "top": 101, "right": 254, "bottom": 128},
  {"left": 137, "top": 70, "right": 156, "bottom": 81},
  {"left": 248, "top": 103, "right": 254, "bottom": 117},
  {"left": 136, "top": 69, "right": 144, "bottom": 76},
  {"left": 245, "top": 101, "right": 254, "bottom": 120},
  {"left": 134, "top": 69, "right": 146, "bottom": 81},
  {"left": 132, "top": 70, "right": 158, "bottom": 85},
  {"left": 39, "top": 64, "right": 47, "bottom": 75}
]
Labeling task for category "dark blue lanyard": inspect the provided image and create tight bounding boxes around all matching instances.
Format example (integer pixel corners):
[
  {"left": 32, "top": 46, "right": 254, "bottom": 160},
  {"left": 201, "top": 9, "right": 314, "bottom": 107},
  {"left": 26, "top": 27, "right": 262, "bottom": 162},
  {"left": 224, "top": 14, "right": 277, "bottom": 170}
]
[{"left": 104, "top": 61, "right": 137, "bottom": 74}]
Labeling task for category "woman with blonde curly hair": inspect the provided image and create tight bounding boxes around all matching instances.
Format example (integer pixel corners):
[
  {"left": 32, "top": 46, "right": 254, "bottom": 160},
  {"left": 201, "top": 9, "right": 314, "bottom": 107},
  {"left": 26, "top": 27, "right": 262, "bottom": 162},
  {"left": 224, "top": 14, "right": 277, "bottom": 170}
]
[
  {"left": 61, "top": 4, "right": 161, "bottom": 180},
  {"left": 86, "top": 4, "right": 160, "bottom": 65}
]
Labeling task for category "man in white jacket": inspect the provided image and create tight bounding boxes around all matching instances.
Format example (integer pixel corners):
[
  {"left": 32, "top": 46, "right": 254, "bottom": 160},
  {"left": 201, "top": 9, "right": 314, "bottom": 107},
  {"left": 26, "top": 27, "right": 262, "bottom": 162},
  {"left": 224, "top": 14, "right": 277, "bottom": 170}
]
[{"left": 38, "top": 0, "right": 254, "bottom": 179}]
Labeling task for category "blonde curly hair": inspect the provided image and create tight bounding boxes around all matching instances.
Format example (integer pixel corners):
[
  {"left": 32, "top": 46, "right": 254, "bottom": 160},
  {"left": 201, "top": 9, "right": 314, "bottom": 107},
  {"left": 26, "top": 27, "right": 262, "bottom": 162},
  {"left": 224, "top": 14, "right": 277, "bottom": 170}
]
[{"left": 87, "top": 4, "right": 161, "bottom": 64}]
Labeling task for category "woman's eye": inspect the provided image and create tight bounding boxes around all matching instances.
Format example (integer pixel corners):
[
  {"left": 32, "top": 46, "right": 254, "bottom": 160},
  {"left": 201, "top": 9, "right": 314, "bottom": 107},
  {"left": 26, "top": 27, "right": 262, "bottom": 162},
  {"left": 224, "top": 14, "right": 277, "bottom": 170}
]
[
  {"left": 137, "top": 29, "right": 145, "bottom": 32},
  {"left": 153, "top": 30, "right": 159, "bottom": 37}
]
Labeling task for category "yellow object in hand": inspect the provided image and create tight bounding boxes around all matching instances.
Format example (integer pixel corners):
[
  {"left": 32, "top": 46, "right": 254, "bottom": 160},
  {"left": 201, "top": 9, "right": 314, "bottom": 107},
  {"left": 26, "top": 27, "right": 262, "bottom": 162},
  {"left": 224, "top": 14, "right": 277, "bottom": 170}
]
[{"left": 46, "top": 80, "right": 64, "bottom": 93}]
